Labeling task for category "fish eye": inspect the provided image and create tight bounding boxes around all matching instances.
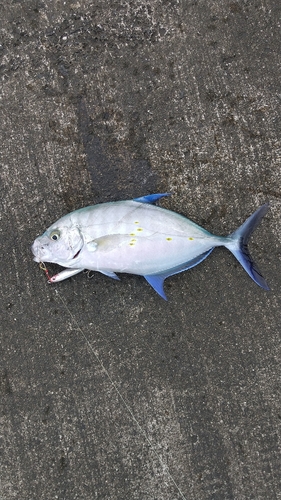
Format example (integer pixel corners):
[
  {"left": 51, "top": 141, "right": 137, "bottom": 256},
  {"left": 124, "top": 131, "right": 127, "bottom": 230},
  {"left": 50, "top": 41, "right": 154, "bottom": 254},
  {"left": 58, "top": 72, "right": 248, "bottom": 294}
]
[{"left": 50, "top": 230, "right": 60, "bottom": 241}]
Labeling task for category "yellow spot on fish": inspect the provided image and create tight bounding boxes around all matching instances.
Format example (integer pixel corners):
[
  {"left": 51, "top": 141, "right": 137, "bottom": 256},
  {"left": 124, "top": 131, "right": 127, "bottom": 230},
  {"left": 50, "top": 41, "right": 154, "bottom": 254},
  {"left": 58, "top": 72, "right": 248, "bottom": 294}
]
[
  {"left": 130, "top": 233, "right": 136, "bottom": 236},
  {"left": 137, "top": 228, "right": 143, "bottom": 231},
  {"left": 129, "top": 243, "right": 134, "bottom": 246},
  {"left": 189, "top": 237, "right": 194, "bottom": 240},
  {"left": 166, "top": 237, "right": 172, "bottom": 241},
  {"left": 134, "top": 221, "right": 139, "bottom": 224}
]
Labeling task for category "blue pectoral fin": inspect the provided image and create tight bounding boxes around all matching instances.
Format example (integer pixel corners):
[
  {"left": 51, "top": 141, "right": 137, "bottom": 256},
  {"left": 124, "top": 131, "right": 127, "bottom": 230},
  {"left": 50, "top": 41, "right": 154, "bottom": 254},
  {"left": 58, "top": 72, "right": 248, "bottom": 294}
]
[
  {"left": 99, "top": 270, "right": 120, "bottom": 280},
  {"left": 133, "top": 193, "right": 171, "bottom": 204},
  {"left": 226, "top": 203, "right": 270, "bottom": 290},
  {"left": 144, "top": 248, "right": 214, "bottom": 299}
]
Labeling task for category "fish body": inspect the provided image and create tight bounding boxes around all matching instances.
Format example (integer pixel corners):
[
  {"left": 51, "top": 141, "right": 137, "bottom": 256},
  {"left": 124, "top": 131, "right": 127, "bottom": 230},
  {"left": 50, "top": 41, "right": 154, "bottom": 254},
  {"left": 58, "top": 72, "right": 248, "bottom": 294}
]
[{"left": 31, "top": 193, "right": 269, "bottom": 299}]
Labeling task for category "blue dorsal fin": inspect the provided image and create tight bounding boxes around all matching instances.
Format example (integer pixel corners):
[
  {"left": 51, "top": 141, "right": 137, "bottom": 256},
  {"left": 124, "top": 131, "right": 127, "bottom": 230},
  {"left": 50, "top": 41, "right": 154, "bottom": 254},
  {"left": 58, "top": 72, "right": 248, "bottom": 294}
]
[
  {"left": 144, "top": 248, "right": 214, "bottom": 299},
  {"left": 133, "top": 193, "right": 171, "bottom": 204}
]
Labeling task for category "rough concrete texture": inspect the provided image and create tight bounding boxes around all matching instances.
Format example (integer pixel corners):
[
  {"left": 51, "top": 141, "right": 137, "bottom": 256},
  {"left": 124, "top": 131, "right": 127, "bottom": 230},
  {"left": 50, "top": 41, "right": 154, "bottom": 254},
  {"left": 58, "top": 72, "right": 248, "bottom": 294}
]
[{"left": 1, "top": 1, "right": 280, "bottom": 499}]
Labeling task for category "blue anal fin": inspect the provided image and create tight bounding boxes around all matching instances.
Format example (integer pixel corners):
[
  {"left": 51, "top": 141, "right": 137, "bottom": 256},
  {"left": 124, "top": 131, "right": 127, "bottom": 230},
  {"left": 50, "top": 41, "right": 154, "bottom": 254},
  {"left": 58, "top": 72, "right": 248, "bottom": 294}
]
[
  {"left": 144, "top": 275, "right": 168, "bottom": 300},
  {"left": 133, "top": 193, "right": 171, "bottom": 204},
  {"left": 144, "top": 248, "right": 214, "bottom": 299}
]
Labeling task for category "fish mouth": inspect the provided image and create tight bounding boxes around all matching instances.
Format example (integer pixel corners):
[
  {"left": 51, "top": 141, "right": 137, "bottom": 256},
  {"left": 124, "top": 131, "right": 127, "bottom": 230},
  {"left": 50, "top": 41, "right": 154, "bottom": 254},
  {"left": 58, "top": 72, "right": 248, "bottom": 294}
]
[{"left": 31, "top": 241, "right": 42, "bottom": 262}]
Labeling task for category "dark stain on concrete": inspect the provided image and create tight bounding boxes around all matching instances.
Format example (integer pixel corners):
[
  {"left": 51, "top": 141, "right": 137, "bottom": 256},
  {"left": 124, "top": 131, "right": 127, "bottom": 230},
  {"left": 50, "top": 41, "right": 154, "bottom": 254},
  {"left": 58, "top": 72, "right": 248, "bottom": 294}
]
[{"left": 77, "top": 96, "right": 158, "bottom": 202}]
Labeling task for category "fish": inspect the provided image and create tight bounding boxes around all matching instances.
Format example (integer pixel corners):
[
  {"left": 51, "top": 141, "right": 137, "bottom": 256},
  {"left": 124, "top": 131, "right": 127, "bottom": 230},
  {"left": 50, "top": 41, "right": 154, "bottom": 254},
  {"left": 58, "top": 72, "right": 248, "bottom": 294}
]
[{"left": 31, "top": 193, "right": 270, "bottom": 300}]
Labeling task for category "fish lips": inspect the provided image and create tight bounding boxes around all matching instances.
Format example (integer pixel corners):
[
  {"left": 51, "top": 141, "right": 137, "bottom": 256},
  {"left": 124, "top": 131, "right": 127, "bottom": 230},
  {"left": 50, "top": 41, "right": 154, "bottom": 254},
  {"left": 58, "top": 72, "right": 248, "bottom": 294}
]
[{"left": 31, "top": 239, "right": 44, "bottom": 262}]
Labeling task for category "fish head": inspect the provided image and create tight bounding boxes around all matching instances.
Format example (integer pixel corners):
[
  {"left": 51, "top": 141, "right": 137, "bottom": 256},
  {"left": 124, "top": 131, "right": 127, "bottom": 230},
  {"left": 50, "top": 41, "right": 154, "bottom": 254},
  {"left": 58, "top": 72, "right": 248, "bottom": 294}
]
[{"left": 31, "top": 224, "right": 83, "bottom": 266}]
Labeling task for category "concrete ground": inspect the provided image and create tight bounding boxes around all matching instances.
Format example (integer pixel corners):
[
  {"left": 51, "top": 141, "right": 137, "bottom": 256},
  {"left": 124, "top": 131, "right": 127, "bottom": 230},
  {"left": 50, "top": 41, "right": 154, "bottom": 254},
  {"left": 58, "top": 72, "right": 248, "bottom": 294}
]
[{"left": 1, "top": 1, "right": 280, "bottom": 499}]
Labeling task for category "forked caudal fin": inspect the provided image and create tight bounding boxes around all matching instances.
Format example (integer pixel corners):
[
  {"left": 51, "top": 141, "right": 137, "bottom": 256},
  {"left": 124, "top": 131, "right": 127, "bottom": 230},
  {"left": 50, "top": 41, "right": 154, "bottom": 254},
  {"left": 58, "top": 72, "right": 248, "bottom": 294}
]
[{"left": 224, "top": 203, "right": 270, "bottom": 290}]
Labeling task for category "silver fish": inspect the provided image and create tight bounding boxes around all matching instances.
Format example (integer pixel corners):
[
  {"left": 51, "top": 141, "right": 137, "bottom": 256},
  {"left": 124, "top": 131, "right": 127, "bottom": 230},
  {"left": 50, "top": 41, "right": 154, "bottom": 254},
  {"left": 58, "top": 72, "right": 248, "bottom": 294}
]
[{"left": 31, "top": 193, "right": 269, "bottom": 299}]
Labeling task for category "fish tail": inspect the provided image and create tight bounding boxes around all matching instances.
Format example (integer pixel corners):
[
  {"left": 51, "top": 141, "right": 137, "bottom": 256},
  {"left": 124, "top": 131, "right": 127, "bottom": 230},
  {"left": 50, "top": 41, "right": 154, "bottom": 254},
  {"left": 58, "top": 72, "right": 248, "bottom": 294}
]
[{"left": 224, "top": 204, "right": 270, "bottom": 290}]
